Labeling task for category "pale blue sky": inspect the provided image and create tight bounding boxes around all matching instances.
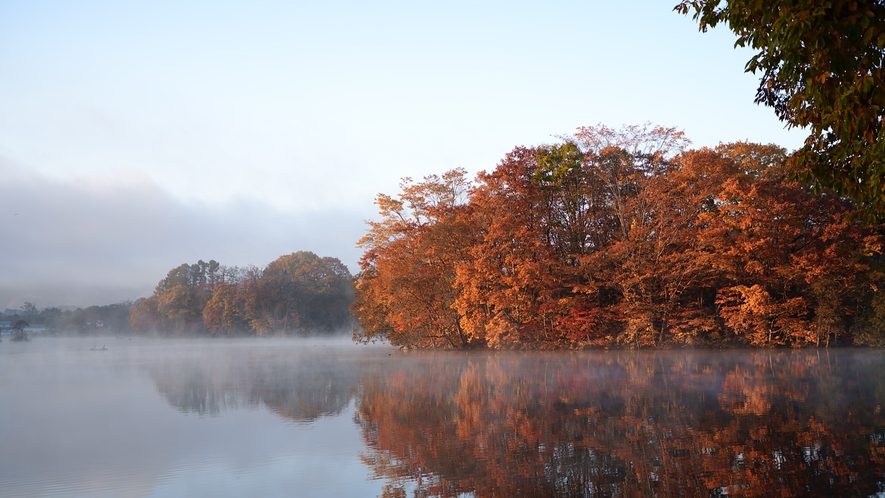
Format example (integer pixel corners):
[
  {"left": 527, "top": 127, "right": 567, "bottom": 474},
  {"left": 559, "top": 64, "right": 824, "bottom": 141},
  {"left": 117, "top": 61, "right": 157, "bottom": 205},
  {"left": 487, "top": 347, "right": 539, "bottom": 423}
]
[{"left": 0, "top": 0, "right": 803, "bottom": 307}]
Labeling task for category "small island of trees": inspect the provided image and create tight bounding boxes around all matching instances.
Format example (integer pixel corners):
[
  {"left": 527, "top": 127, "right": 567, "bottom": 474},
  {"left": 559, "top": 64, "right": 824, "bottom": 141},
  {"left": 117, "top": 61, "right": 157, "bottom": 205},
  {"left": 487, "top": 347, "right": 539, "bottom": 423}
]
[
  {"left": 130, "top": 251, "right": 354, "bottom": 336},
  {"left": 351, "top": 124, "right": 885, "bottom": 349},
  {"left": 1, "top": 252, "right": 354, "bottom": 338}
]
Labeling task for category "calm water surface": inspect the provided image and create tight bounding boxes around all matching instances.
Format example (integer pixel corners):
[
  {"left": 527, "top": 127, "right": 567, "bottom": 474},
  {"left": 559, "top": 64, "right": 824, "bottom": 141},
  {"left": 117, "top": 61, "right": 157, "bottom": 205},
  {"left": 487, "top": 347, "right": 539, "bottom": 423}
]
[{"left": 1, "top": 338, "right": 885, "bottom": 497}]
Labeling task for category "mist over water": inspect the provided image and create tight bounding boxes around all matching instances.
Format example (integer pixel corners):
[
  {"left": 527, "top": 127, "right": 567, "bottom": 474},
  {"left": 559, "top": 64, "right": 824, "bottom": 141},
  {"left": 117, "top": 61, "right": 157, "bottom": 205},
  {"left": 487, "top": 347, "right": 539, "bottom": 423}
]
[
  {"left": 2, "top": 338, "right": 885, "bottom": 497},
  {"left": 0, "top": 337, "right": 385, "bottom": 498}
]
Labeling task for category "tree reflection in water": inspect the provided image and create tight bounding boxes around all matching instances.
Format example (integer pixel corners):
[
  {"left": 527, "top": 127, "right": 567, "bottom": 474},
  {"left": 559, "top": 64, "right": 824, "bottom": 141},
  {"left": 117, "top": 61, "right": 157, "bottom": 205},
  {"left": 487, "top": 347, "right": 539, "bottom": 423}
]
[
  {"left": 355, "top": 351, "right": 885, "bottom": 497},
  {"left": 148, "top": 345, "right": 359, "bottom": 422}
]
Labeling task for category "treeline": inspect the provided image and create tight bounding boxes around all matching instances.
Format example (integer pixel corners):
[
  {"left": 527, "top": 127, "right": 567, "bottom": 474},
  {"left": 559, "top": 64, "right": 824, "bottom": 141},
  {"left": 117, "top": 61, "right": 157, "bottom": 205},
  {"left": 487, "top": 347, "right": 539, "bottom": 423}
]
[
  {"left": 1, "top": 302, "right": 134, "bottom": 335},
  {"left": 131, "top": 251, "right": 354, "bottom": 336},
  {"left": 352, "top": 124, "right": 885, "bottom": 349}
]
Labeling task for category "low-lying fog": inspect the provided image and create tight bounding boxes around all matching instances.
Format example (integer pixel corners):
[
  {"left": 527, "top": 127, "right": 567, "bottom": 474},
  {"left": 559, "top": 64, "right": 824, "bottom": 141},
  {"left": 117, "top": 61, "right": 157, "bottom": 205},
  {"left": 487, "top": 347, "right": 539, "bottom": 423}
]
[
  {"left": 3, "top": 337, "right": 885, "bottom": 497},
  {"left": 0, "top": 337, "right": 385, "bottom": 498}
]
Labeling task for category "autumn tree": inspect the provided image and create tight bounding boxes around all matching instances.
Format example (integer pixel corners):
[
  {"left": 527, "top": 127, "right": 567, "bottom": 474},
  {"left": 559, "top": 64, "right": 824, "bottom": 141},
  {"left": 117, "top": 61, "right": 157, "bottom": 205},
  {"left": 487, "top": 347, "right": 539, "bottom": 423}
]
[
  {"left": 132, "top": 254, "right": 353, "bottom": 337},
  {"left": 130, "top": 298, "right": 159, "bottom": 335},
  {"left": 202, "top": 281, "right": 249, "bottom": 335},
  {"left": 453, "top": 124, "right": 691, "bottom": 348},
  {"left": 133, "top": 260, "right": 242, "bottom": 335},
  {"left": 203, "top": 264, "right": 262, "bottom": 336},
  {"left": 245, "top": 252, "right": 353, "bottom": 335},
  {"left": 676, "top": 0, "right": 885, "bottom": 218},
  {"left": 454, "top": 145, "right": 598, "bottom": 348},
  {"left": 148, "top": 260, "right": 223, "bottom": 335},
  {"left": 352, "top": 169, "right": 475, "bottom": 348},
  {"left": 689, "top": 142, "right": 884, "bottom": 346},
  {"left": 592, "top": 151, "right": 725, "bottom": 346},
  {"left": 571, "top": 124, "right": 693, "bottom": 345}
]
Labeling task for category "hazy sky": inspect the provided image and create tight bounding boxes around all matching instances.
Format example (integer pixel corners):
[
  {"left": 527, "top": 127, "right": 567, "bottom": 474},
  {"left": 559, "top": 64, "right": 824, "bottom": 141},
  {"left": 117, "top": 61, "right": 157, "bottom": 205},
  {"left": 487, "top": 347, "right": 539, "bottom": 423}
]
[{"left": 0, "top": 0, "right": 804, "bottom": 308}]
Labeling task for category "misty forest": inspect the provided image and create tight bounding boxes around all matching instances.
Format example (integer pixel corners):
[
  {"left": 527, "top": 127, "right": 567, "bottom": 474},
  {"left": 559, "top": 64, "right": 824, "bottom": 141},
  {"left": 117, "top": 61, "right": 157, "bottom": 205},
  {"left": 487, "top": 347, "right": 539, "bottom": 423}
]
[
  {"left": 130, "top": 251, "right": 355, "bottom": 336},
  {"left": 1, "top": 251, "right": 354, "bottom": 338}
]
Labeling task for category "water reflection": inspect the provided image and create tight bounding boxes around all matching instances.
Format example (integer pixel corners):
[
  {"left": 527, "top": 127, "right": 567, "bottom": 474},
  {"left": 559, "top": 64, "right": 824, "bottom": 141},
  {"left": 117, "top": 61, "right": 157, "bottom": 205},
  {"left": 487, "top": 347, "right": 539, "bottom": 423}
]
[
  {"left": 355, "top": 350, "right": 885, "bottom": 497},
  {"left": 0, "top": 338, "right": 386, "bottom": 498},
  {"left": 147, "top": 343, "right": 360, "bottom": 421},
  {"left": 48, "top": 341, "right": 885, "bottom": 496}
]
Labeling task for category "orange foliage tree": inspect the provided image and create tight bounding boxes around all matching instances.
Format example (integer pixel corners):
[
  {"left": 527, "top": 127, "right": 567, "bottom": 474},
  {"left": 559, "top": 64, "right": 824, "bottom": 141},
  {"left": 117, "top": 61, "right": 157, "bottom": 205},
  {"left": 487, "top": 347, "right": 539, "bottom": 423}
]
[
  {"left": 704, "top": 143, "right": 883, "bottom": 346},
  {"left": 130, "top": 260, "right": 225, "bottom": 335},
  {"left": 352, "top": 125, "right": 885, "bottom": 349},
  {"left": 352, "top": 169, "right": 476, "bottom": 348}
]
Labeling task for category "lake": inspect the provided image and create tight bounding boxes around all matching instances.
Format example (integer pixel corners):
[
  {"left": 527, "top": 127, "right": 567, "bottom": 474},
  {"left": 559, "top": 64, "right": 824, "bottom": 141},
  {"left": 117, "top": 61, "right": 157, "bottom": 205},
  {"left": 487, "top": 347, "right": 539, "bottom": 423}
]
[{"left": 1, "top": 338, "right": 885, "bottom": 497}]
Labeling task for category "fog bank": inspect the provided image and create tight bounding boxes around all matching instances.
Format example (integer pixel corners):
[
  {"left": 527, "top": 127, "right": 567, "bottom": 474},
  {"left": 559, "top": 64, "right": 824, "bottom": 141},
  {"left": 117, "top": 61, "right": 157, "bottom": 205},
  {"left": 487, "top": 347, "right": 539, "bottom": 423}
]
[{"left": 0, "top": 161, "right": 366, "bottom": 308}]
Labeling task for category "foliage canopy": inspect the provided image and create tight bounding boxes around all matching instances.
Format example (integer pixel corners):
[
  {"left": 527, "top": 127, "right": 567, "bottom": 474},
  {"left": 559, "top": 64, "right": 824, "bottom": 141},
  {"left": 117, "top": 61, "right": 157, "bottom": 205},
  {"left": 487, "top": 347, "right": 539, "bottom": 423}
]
[
  {"left": 131, "top": 253, "right": 354, "bottom": 336},
  {"left": 353, "top": 124, "right": 885, "bottom": 349},
  {"left": 676, "top": 0, "right": 885, "bottom": 219}
]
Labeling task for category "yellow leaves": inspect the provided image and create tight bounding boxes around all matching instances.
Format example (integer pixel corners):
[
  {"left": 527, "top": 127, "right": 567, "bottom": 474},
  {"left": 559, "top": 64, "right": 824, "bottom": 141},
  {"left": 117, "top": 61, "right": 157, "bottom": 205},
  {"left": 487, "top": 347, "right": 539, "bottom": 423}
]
[
  {"left": 863, "top": 235, "right": 884, "bottom": 257},
  {"left": 157, "top": 284, "right": 193, "bottom": 321},
  {"left": 484, "top": 316, "right": 519, "bottom": 349},
  {"left": 744, "top": 260, "right": 765, "bottom": 275}
]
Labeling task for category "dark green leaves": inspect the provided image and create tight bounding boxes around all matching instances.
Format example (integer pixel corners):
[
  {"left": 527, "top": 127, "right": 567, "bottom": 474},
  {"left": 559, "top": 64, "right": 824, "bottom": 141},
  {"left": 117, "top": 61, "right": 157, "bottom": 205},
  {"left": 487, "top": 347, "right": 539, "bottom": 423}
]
[{"left": 676, "top": 0, "right": 885, "bottom": 219}]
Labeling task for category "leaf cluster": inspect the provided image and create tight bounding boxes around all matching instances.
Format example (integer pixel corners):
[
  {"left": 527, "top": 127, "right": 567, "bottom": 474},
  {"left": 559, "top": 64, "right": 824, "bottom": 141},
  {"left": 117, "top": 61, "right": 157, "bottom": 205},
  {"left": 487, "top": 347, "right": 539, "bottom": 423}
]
[{"left": 676, "top": 0, "right": 885, "bottom": 219}]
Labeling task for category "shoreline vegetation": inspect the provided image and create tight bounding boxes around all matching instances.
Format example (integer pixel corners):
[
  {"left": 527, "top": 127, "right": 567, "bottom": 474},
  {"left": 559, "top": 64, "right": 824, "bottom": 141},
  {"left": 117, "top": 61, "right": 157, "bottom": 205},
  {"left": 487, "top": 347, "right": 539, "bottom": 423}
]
[
  {"left": 3, "top": 252, "right": 355, "bottom": 339},
  {"left": 8, "top": 125, "right": 885, "bottom": 350},
  {"left": 129, "top": 252, "right": 354, "bottom": 337},
  {"left": 1, "top": 302, "right": 133, "bottom": 337},
  {"left": 351, "top": 124, "right": 885, "bottom": 350}
]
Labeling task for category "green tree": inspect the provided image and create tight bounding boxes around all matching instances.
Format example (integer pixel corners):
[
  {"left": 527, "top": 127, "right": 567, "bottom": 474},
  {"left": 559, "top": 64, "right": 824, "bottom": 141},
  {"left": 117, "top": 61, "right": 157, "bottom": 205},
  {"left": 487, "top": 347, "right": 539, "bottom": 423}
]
[
  {"left": 676, "top": 0, "right": 885, "bottom": 218},
  {"left": 40, "top": 307, "right": 62, "bottom": 332}
]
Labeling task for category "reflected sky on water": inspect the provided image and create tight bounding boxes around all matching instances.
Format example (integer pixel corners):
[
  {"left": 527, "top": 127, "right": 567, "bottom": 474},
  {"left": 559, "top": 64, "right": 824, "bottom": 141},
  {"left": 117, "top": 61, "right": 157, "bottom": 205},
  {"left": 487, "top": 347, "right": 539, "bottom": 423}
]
[
  {"left": 2, "top": 338, "right": 885, "bottom": 497},
  {"left": 0, "top": 337, "right": 385, "bottom": 498}
]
